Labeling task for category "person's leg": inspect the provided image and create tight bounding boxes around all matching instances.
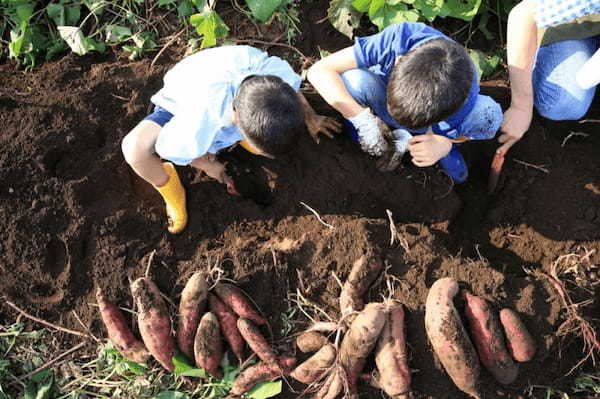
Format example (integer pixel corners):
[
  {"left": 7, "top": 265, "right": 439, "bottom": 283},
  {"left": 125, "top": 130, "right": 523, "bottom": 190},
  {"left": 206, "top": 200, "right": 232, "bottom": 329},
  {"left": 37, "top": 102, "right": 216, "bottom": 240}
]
[
  {"left": 340, "top": 69, "right": 401, "bottom": 131},
  {"left": 533, "top": 36, "right": 599, "bottom": 120}
]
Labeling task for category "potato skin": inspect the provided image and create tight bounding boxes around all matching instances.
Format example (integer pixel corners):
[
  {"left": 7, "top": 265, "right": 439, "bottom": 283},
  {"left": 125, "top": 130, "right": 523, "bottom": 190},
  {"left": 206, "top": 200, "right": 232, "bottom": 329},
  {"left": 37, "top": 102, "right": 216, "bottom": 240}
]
[
  {"left": 425, "top": 278, "right": 480, "bottom": 398},
  {"left": 231, "top": 356, "right": 296, "bottom": 395},
  {"left": 500, "top": 308, "right": 537, "bottom": 362},
  {"left": 237, "top": 317, "right": 277, "bottom": 365},
  {"left": 131, "top": 277, "right": 177, "bottom": 371},
  {"left": 463, "top": 291, "right": 518, "bottom": 385},
  {"left": 194, "top": 312, "right": 223, "bottom": 378},
  {"left": 208, "top": 293, "right": 245, "bottom": 362},
  {"left": 313, "top": 370, "right": 343, "bottom": 399},
  {"left": 296, "top": 331, "right": 329, "bottom": 353},
  {"left": 290, "top": 344, "right": 336, "bottom": 384},
  {"left": 339, "top": 255, "right": 382, "bottom": 316},
  {"left": 177, "top": 272, "right": 208, "bottom": 359},
  {"left": 213, "top": 283, "right": 266, "bottom": 325},
  {"left": 339, "top": 302, "right": 387, "bottom": 395},
  {"left": 375, "top": 301, "right": 411, "bottom": 396},
  {"left": 96, "top": 288, "right": 150, "bottom": 363}
]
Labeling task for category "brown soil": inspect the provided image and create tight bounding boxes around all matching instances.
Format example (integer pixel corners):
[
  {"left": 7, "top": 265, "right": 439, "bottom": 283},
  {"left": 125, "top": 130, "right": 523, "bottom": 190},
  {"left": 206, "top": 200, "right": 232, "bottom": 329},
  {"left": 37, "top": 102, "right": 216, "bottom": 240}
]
[{"left": 1, "top": 3, "right": 600, "bottom": 398}]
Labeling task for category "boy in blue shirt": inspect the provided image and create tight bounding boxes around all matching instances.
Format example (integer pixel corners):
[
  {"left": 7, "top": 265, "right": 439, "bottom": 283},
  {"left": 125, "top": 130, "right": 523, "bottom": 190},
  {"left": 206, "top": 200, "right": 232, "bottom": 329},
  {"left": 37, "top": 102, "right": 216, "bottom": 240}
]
[
  {"left": 122, "top": 46, "right": 340, "bottom": 233},
  {"left": 308, "top": 22, "right": 502, "bottom": 182}
]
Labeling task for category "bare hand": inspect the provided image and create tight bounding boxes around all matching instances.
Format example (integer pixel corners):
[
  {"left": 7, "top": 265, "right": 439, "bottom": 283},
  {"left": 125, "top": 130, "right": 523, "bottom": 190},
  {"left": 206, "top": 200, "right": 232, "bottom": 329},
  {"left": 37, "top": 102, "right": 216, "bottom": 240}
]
[
  {"left": 306, "top": 114, "right": 342, "bottom": 143},
  {"left": 497, "top": 104, "right": 532, "bottom": 155},
  {"left": 407, "top": 132, "right": 452, "bottom": 167}
]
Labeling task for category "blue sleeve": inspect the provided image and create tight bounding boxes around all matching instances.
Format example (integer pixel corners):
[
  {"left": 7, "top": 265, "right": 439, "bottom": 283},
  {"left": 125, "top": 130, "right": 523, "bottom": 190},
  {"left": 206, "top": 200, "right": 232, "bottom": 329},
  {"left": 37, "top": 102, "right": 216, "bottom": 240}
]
[
  {"left": 458, "top": 95, "right": 503, "bottom": 140},
  {"left": 352, "top": 22, "right": 448, "bottom": 74}
]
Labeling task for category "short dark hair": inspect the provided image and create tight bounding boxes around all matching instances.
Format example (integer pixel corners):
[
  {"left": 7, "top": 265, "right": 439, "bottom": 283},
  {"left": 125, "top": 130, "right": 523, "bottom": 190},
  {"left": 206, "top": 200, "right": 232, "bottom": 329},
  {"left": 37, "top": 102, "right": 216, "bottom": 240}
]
[
  {"left": 386, "top": 39, "right": 473, "bottom": 129},
  {"left": 233, "top": 75, "right": 304, "bottom": 156}
]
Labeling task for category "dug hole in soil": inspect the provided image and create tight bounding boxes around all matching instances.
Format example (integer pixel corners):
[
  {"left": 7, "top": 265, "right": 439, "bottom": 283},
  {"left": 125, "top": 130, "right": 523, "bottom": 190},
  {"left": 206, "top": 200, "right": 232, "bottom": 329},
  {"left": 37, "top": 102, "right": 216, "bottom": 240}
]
[{"left": 1, "top": 10, "right": 600, "bottom": 399}]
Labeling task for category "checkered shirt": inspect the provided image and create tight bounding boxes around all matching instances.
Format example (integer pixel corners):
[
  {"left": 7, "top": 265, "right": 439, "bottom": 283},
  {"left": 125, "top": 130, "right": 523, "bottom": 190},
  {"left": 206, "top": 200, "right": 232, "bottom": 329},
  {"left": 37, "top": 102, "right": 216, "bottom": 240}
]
[{"left": 535, "top": 0, "right": 600, "bottom": 28}]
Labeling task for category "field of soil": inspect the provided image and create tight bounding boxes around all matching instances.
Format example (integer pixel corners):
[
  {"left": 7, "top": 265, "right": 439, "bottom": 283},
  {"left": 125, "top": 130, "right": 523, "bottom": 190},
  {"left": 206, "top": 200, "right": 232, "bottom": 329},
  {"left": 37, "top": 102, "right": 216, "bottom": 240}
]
[{"left": 1, "top": 3, "right": 600, "bottom": 398}]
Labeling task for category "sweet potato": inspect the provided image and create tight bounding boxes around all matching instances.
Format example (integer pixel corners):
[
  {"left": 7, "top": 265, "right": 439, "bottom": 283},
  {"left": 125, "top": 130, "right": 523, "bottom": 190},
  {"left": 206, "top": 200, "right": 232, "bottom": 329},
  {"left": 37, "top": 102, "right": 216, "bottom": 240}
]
[
  {"left": 499, "top": 308, "right": 537, "bottom": 362},
  {"left": 463, "top": 291, "right": 518, "bottom": 385},
  {"left": 213, "top": 283, "right": 266, "bottom": 325},
  {"left": 96, "top": 288, "right": 150, "bottom": 363},
  {"left": 425, "top": 278, "right": 480, "bottom": 398},
  {"left": 313, "top": 369, "right": 343, "bottom": 399},
  {"left": 237, "top": 317, "right": 277, "bottom": 365},
  {"left": 375, "top": 301, "right": 411, "bottom": 398},
  {"left": 208, "top": 293, "right": 245, "bottom": 362},
  {"left": 231, "top": 356, "right": 296, "bottom": 396},
  {"left": 177, "top": 271, "right": 208, "bottom": 359},
  {"left": 194, "top": 312, "right": 223, "bottom": 378},
  {"left": 290, "top": 344, "right": 336, "bottom": 384},
  {"left": 131, "top": 277, "right": 177, "bottom": 371},
  {"left": 339, "top": 255, "right": 382, "bottom": 316},
  {"left": 296, "top": 331, "right": 329, "bottom": 353},
  {"left": 339, "top": 302, "right": 386, "bottom": 396}
]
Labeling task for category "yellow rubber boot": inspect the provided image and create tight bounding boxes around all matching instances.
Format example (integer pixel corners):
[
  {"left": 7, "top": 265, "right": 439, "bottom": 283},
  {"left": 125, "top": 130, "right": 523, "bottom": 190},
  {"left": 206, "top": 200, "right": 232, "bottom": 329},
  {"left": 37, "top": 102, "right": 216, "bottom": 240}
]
[{"left": 154, "top": 162, "right": 187, "bottom": 234}]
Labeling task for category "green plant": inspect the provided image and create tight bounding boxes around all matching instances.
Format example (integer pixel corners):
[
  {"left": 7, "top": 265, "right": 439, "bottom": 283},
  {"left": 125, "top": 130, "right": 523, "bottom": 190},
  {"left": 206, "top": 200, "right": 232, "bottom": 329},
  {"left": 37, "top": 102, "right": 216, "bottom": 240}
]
[{"left": 189, "top": 1, "right": 229, "bottom": 49}]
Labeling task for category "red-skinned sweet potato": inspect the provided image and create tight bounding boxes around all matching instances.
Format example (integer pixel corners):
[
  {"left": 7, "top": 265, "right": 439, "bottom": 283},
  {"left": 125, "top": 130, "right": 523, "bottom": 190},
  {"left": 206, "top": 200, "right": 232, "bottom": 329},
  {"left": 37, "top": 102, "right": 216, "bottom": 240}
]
[
  {"left": 177, "top": 271, "right": 208, "bottom": 359},
  {"left": 237, "top": 317, "right": 277, "bottom": 365},
  {"left": 425, "top": 278, "right": 480, "bottom": 398},
  {"left": 290, "top": 344, "right": 336, "bottom": 384},
  {"left": 96, "top": 288, "right": 150, "bottom": 363},
  {"left": 296, "top": 331, "right": 329, "bottom": 353},
  {"left": 213, "top": 283, "right": 266, "bottom": 325},
  {"left": 339, "top": 302, "right": 386, "bottom": 396},
  {"left": 208, "top": 293, "right": 245, "bottom": 362},
  {"left": 194, "top": 312, "right": 223, "bottom": 378},
  {"left": 463, "top": 291, "right": 518, "bottom": 385},
  {"left": 340, "top": 255, "right": 382, "bottom": 316},
  {"left": 231, "top": 356, "right": 296, "bottom": 395},
  {"left": 375, "top": 301, "right": 411, "bottom": 398},
  {"left": 131, "top": 277, "right": 177, "bottom": 371},
  {"left": 499, "top": 308, "right": 537, "bottom": 362}
]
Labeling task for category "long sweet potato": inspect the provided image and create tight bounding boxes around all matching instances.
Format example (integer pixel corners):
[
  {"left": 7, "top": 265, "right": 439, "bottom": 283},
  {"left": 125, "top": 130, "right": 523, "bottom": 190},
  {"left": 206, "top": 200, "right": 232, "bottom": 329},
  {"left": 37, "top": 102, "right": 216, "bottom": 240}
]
[
  {"left": 208, "top": 293, "right": 245, "bottom": 362},
  {"left": 425, "top": 278, "right": 480, "bottom": 398},
  {"left": 499, "top": 308, "right": 537, "bottom": 362},
  {"left": 213, "top": 283, "right": 266, "bottom": 325},
  {"left": 463, "top": 291, "right": 518, "bottom": 385},
  {"left": 194, "top": 312, "right": 223, "bottom": 378},
  {"left": 313, "top": 369, "right": 343, "bottom": 399},
  {"left": 131, "top": 277, "right": 177, "bottom": 371},
  {"left": 339, "top": 302, "right": 386, "bottom": 396},
  {"left": 231, "top": 356, "right": 296, "bottom": 396},
  {"left": 96, "top": 288, "right": 150, "bottom": 363},
  {"left": 339, "top": 255, "right": 382, "bottom": 316},
  {"left": 375, "top": 301, "right": 411, "bottom": 398},
  {"left": 296, "top": 331, "right": 329, "bottom": 353},
  {"left": 177, "top": 271, "right": 208, "bottom": 359},
  {"left": 290, "top": 344, "right": 336, "bottom": 384},
  {"left": 237, "top": 317, "right": 277, "bottom": 365}
]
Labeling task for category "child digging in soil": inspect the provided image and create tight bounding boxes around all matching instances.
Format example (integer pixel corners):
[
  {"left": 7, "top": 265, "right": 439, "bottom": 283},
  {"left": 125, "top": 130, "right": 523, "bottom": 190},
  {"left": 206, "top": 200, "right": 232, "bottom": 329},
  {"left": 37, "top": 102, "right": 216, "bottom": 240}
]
[
  {"left": 308, "top": 22, "right": 502, "bottom": 183},
  {"left": 122, "top": 45, "right": 340, "bottom": 233}
]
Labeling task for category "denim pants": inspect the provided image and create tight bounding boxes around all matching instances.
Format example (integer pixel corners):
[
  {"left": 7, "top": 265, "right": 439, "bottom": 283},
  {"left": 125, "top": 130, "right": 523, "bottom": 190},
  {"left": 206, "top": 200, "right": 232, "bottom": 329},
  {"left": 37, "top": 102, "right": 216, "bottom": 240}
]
[{"left": 533, "top": 36, "right": 599, "bottom": 120}]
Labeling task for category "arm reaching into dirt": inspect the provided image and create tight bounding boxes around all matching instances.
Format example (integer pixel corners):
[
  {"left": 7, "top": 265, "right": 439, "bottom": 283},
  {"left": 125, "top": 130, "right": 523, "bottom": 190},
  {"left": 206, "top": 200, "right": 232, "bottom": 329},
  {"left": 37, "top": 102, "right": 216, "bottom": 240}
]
[
  {"left": 297, "top": 92, "right": 342, "bottom": 143},
  {"left": 307, "top": 47, "right": 366, "bottom": 119},
  {"left": 190, "top": 154, "right": 237, "bottom": 195},
  {"left": 498, "top": 0, "right": 537, "bottom": 155}
]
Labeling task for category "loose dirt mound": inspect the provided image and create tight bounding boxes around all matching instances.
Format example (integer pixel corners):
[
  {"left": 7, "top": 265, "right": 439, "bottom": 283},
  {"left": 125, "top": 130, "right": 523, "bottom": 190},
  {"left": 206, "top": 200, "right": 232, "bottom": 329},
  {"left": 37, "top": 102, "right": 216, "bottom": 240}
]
[{"left": 1, "top": 43, "right": 600, "bottom": 399}]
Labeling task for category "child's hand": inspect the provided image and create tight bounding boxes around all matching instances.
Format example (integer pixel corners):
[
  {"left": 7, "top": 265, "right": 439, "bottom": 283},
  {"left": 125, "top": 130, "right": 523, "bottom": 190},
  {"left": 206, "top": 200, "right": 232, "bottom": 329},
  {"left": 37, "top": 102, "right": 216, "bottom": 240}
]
[
  {"left": 348, "top": 108, "right": 389, "bottom": 157},
  {"left": 306, "top": 114, "right": 342, "bottom": 144},
  {"left": 407, "top": 132, "right": 452, "bottom": 167}
]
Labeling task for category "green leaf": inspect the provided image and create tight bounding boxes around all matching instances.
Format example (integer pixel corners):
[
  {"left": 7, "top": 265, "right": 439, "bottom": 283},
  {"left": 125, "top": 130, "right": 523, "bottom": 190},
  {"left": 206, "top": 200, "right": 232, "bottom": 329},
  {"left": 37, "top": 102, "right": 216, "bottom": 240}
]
[
  {"left": 105, "top": 25, "right": 132, "bottom": 43},
  {"left": 368, "top": 1, "right": 419, "bottom": 30},
  {"left": 189, "top": 11, "right": 229, "bottom": 48},
  {"left": 158, "top": 0, "right": 177, "bottom": 5},
  {"left": 155, "top": 391, "right": 190, "bottom": 399},
  {"left": 439, "top": 0, "right": 482, "bottom": 21},
  {"left": 328, "top": 0, "right": 363, "bottom": 39},
  {"left": 245, "top": 0, "right": 285, "bottom": 22},
  {"left": 247, "top": 380, "right": 282, "bottom": 399},
  {"left": 9, "top": 26, "right": 27, "bottom": 58},
  {"left": 468, "top": 49, "right": 501, "bottom": 80},
  {"left": 46, "top": 4, "right": 66, "bottom": 26},
  {"left": 177, "top": 0, "right": 195, "bottom": 17},
  {"left": 172, "top": 353, "right": 207, "bottom": 378},
  {"left": 412, "top": 0, "right": 444, "bottom": 21},
  {"left": 191, "top": 0, "right": 210, "bottom": 12},
  {"left": 16, "top": 3, "right": 34, "bottom": 24},
  {"left": 24, "top": 370, "right": 53, "bottom": 399},
  {"left": 82, "top": 0, "right": 105, "bottom": 16},
  {"left": 65, "top": 5, "right": 81, "bottom": 26}
]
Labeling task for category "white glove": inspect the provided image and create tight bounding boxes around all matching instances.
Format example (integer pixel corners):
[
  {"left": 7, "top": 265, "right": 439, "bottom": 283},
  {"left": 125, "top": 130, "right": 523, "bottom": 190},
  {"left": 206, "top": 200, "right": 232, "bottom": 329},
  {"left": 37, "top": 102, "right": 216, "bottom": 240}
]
[
  {"left": 391, "top": 129, "right": 413, "bottom": 156},
  {"left": 348, "top": 108, "right": 388, "bottom": 157},
  {"left": 576, "top": 48, "right": 600, "bottom": 89}
]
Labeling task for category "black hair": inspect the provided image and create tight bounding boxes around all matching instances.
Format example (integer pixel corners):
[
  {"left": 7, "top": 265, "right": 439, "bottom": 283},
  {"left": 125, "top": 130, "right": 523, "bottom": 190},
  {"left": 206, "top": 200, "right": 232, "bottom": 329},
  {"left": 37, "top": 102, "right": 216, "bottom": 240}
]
[
  {"left": 233, "top": 75, "right": 304, "bottom": 156},
  {"left": 386, "top": 39, "right": 473, "bottom": 129}
]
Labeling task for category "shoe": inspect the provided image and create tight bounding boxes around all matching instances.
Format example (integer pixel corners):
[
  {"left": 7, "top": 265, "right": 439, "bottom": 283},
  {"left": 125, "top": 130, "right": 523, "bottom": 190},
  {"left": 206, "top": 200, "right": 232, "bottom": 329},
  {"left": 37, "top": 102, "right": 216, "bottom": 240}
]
[
  {"left": 438, "top": 146, "right": 468, "bottom": 183},
  {"left": 154, "top": 162, "right": 188, "bottom": 233}
]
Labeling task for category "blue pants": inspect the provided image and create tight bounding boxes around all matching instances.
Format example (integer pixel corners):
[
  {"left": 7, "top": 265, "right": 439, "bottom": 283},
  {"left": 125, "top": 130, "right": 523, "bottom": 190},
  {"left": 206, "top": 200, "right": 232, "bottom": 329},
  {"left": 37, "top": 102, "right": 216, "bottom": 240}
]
[{"left": 533, "top": 36, "right": 599, "bottom": 121}]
